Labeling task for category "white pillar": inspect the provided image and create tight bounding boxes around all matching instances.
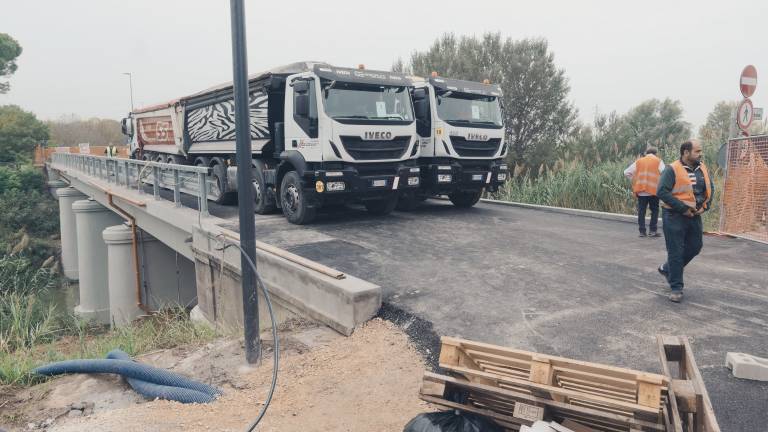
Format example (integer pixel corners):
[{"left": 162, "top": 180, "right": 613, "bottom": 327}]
[
  {"left": 56, "top": 187, "right": 87, "bottom": 280},
  {"left": 47, "top": 179, "right": 68, "bottom": 200},
  {"left": 72, "top": 199, "right": 124, "bottom": 324},
  {"left": 103, "top": 224, "right": 142, "bottom": 327}
]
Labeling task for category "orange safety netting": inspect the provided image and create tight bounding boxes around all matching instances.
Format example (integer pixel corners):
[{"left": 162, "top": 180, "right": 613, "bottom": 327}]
[
  {"left": 719, "top": 135, "right": 768, "bottom": 243},
  {"left": 33, "top": 145, "right": 130, "bottom": 166}
]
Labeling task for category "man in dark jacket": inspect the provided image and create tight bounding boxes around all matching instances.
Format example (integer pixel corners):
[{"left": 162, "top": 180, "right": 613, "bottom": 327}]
[{"left": 656, "top": 139, "right": 714, "bottom": 303}]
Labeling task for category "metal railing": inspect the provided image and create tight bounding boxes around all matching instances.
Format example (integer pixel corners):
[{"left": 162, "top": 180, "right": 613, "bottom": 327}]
[{"left": 50, "top": 153, "right": 213, "bottom": 216}]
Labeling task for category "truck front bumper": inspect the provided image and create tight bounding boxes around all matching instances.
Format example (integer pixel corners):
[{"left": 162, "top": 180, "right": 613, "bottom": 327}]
[
  {"left": 425, "top": 159, "right": 508, "bottom": 194},
  {"left": 305, "top": 161, "right": 421, "bottom": 202}
]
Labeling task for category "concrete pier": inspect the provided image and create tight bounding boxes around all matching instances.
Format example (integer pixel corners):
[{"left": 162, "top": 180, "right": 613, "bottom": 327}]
[
  {"left": 56, "top": 187, "right": 87, "bottom": 280},
  {"left": 72, "top": 199, "right": 124, "bottom": 324},
  {"left": 103, "top": 224, "right": 142, "bottom": 327}
]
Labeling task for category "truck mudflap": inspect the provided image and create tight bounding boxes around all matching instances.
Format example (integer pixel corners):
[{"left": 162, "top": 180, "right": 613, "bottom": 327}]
[
  {"left": 426, "top": 160, "right": 508, "bottom": 193},
  {"left": 302, "top": 162, "right": 421, "bottom": 204}
]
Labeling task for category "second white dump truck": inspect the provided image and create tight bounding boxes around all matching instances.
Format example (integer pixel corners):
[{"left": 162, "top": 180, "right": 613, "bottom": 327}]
[
  {"left": 121, "top": 61, "right": 422, "bottom": 224},
  {"left": 401, "top": 75, "right": 508, "bottom": 209}
]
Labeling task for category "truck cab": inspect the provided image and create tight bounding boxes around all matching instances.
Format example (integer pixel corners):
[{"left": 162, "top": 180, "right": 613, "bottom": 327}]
[
  {"left": 404, "top": 75, "right": 508, "bottom": 209},
  {"left": 258, "top": 64, "right": 421, "bottom": 223}
]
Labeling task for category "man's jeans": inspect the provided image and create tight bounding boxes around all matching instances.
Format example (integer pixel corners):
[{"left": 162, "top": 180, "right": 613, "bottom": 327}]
[
  {"left": 637, "top": 195, "right": 660, "bottom": 234},
  {"left": 661, "top": 209, "right": 703, "bottom": 292}
]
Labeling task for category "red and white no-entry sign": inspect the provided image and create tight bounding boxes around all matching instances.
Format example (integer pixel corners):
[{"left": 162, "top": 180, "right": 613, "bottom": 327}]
[{"left": 740, "top": 65, "right": 757, "bottom": 98}]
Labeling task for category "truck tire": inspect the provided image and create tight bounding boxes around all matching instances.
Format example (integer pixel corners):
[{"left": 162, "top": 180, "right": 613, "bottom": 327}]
[
  {"left": 253, "top": 165, "right": 276, "bottom": 214},
  {"left": 210, "top": 163, "right": 236, "bottom": 205},
  {"left": 279, "top": 171, "right": 316, "bottom": 224},
  {"left": 365, "top": 194, "right": 398, "bottom": 216},
  {"left": 448, "top": 190, "right": 482, "bottom": 208}
]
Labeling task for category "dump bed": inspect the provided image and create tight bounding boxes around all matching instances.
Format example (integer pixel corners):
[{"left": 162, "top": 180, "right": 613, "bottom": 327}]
[{"left": 132, "top": 61, "right": 329, "bottom": 157}]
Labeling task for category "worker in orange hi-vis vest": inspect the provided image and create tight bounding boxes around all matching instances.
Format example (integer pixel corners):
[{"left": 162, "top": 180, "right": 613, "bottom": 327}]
[
  {"left": 656, "top": 139, "right": 714, "bottom": 303},
  {"left": 624, "top": 147, "right": 665, "bottom": 237}
]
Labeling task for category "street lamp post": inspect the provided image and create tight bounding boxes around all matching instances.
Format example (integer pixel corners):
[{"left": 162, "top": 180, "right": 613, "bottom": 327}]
[{"left": 122, "top": 72, "right": 135, "bottom": 112}]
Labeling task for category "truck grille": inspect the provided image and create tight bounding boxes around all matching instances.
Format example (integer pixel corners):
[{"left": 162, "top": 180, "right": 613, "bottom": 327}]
[
  {"left": 339, "top": 135, "right": 411, "bottom": 160},
  {"left": 449, "top": 136, "right": 502, "bottom": 157}
]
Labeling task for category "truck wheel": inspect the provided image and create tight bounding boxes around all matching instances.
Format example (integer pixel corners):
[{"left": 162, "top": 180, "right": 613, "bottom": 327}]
[
  {"left": 210, "top": 163, "right": 236, "bottom": 205},
  {"left": 448, "top": 190, "right": 482, "bottom": 208},
  {"left": 253, "top": 166, "right": 276, "bottom": 214},
  {"left": 365, "top": 194, "right": 398, "bottom": 216},
  {"left": 279, "top": 171, "right": 316, "bottom": 224}
]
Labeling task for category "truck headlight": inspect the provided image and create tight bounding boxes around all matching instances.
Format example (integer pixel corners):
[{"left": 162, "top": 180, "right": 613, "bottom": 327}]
[
  {"left": 437, "top": 174, "right": 452, "bottom": 183},
  {"left": 327, "top": 181, "right": 346, "bottom": 192},
  {"left": 315, "top": 181, "right": 325, "bottom": 193},
  {"left": 408, "top": 176, "right": 420, "bottom": 186},
  {"left": 497, "top": 173, "right": 507, "bottom": 181}
]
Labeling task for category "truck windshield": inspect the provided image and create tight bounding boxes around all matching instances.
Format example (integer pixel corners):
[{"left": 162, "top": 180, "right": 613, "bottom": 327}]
[
  {"left": 436, "top": 92, "right": 502, "bottom": 128},
  {"left": 323, "top": 83, "right": 414, "bottom": 123}
]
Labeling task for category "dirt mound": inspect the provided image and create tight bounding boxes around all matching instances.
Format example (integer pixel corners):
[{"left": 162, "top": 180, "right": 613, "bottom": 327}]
[{"left": 2, "top": 319, "right": 430, "bottom": 432}]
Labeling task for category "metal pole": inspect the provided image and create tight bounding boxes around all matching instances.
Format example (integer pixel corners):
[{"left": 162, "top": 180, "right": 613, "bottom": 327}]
[
  {"left": 230, "top": 0, "right": 260, "bottom": 364},
  {"left": 123, "top": 72, "right": 135, "bottom": 112}
]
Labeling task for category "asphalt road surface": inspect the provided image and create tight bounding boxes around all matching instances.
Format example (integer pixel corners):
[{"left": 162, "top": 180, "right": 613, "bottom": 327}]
[{"left": 200, "top": 195, "right": 768, "bottom": 431}]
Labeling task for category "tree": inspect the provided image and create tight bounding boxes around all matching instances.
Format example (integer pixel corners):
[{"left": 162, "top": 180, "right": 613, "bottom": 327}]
[
  {"left": 0, "top": 33, "right": 22, "bottom": 94},
  {"left": 46, "top": 115, "right": 124, "bottom": 146},
  {"left": 0, "top": 105, "right": 49, "bottom": 163},
  {"left": 622, "top": 99, "right": 690, "bottom": 156},
  {"left": 407, "top": 33, "right": 578, "bottom": 172},
  {"left": 698, "top": 101, "right": 736, "bottom": 148}
]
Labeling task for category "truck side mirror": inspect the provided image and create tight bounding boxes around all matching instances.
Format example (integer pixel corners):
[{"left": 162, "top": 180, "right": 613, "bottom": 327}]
[
  {"left": 412, "top": 88, "right": 426, "bottom": 100},
  {"left": 121, "top": 118, "right": 133, "bottom": 136},
  {"left": 414, "top": 100, "right": 428, "bottom": 119},
  {"left": 295, "top": 94, "right": 309, "bottom": 117}
]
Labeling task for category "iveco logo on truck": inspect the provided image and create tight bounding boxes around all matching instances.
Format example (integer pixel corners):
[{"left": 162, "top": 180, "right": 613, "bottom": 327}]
[
  {"left": 364, "top": 131, "right": 393, "bottom": 140},
  {"left": 467, "top": 133, "right": 489, "bottom": 141}
]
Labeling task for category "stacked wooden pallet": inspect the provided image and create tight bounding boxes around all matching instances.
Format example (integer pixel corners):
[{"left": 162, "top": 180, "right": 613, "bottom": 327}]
[
  {"left": 657, "top": 335, "right": 720, "bottom": 432},
  {"left": 419, "top": 336, "right": 719, "bottom": 432}
]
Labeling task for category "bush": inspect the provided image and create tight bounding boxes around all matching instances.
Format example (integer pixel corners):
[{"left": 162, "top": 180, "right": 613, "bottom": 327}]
[{"left": 493, "top": 158, "right": 723, "bottom": 231}]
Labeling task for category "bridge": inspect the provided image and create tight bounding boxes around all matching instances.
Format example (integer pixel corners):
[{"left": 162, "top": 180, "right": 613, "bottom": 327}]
[{"left": 47, "top": 152, "right": 768, "bottom": 431}]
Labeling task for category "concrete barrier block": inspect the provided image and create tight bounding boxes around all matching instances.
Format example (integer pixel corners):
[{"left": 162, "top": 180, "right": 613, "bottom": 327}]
[{"left": 726, "top": 352, "right": 768, "bottom": 381}]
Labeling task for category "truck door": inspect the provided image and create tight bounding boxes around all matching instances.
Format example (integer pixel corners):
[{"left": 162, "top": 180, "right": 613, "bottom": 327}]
[
  {"left": 412, "top": 87, "right": 432, "bottom": 154},
  {"left": 284, "top": 76, "right": 322, "bottom": 162}
]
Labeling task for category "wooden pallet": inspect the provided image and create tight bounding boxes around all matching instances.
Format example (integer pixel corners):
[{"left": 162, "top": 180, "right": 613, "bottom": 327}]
[
  {"left": 657, "top": 335, "right": 721, "bottom": 432},
  {"left": 419, "top": 336, "right": 725, "bottom": 431},
  {"left": 421, "top": 372, "right": 666, "bottom": 432}
]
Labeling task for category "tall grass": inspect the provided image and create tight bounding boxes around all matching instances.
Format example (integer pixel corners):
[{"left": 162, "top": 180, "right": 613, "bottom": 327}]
[
  {"left": 493, "top": 158, "right": 723, "bottom": 231},
  {"left": 0, "top": 308, "right": 216, "bottom": 386},
  {"left": 0, "top": 255, "right": 58, "bottom": 353}
]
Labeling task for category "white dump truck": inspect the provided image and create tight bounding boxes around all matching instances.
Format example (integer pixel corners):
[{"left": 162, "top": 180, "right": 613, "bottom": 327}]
[
  {"left": 121, "top": 61, "right": 422, "bottom": 224},
  {"left": 400, "top": 75, "right": 508, "bottom": 209}
]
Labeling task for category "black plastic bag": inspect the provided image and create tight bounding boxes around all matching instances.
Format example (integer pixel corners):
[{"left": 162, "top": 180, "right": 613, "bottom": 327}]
[{"left": 403, "top": 410, "right": 504, "bottom": 432}]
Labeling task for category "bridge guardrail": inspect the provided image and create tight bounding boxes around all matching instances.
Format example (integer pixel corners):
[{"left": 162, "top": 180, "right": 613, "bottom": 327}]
[{"left": 50, "top": 153, "right": 214, "bottom": 216}]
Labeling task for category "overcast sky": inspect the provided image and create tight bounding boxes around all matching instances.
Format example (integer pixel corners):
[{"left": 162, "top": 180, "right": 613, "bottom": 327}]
[{"left": 2, "top": 0, "right": 766, "bottom": 130}]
